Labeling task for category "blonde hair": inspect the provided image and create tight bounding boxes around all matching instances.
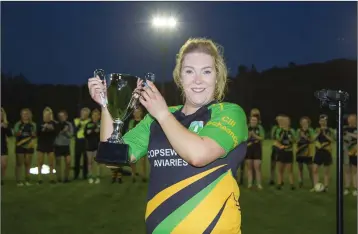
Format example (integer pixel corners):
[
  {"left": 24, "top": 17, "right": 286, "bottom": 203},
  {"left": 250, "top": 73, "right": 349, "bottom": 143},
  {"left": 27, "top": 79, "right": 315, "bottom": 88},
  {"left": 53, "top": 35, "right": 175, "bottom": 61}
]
[
  {"left": 173, "top": 38, "right": 228, "bottom": 102},
  {"left": 43, "top": 107, "right": 54, "bottom": 121},
  {"left": 1, "top": 107, "right": 8, "bottom": 125},
  {"left": 81, "top": 107, "right": 91, "bottom": 115},
  {"left": 20, "top": 108, "right": 33, "bottom": 122}
]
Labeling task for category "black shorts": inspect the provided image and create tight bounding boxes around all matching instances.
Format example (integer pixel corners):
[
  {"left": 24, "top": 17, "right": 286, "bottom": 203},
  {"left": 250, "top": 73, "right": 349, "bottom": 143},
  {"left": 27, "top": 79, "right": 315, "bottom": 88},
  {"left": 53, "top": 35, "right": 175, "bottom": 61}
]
[
  {"left": 37, "top": 144, "right": 54, "bottom": 153},
  {"left": 349, "top": 156, "right": 357, "bottom": 166},
  {"left": 296, "top": 156, "right": 313, "bottom": 165},
  {"left": 16, "top": 147, "right": 34, "bottom": 154},
  {"left": 246, "top": 143, "right": 262, "bottom": 160},
  {"left": 271, "top": 146, "right": 278, "bottom": 162},
  {"left": 55, "top": 146, "right": 70, "bottom": 157},
  {"left": 314, "top": 149, "right": 332, "bottom": 166},
  {"left": 277, "top": 150, "right": 294, "bottom": 164},
  {"left": 86, "top": 141, "right": 99, "bottom": 152}
]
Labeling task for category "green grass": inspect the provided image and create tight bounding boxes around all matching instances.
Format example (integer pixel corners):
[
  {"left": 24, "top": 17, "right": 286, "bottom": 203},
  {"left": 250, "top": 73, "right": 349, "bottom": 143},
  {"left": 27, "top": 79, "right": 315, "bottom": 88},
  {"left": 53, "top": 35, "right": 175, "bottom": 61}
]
[{"left": 1, "top": 139, "right": 357, "bottom": 234}]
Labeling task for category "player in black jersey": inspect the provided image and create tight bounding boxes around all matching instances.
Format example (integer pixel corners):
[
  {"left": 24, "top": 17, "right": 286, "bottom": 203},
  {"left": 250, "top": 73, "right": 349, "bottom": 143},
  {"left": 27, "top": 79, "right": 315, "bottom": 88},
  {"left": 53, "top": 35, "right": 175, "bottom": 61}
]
[
  {"left": 275, "top": 115, "right": 296, "bottom": 190},
  {"left": 1, "top": 108, "right": 12, "bottom": 185},
  {"left": 343, "top": 114, "right": 357, "bottom": 196},
  {"left": 269, "top": 115, "right": 284, "bottom": 185},
  {"left": 14, "top": 108, "right": 36, "bottom": 186},
  {"left": 296, "top": 117, "right": 315, "bottom": 188},
  {"left": 37, "top": 107, "right": 58, "bottom": 184},
  {"left": 312, "top": 114, "right": 335, "bottom": 192},
  {"left": 85, "top": 109, "right": 101, "bottom": 184},
  {"left": 246, "top": 115, "right": 264, "bottom": 189}
]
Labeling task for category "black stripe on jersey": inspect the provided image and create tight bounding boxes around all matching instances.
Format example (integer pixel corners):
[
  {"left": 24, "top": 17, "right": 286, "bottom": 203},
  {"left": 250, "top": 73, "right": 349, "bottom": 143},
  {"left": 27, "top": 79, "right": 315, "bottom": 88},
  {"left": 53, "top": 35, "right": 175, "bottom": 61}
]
[
  {"left": 145, "top": 164, "right": 228, "bottom": 234},
  {"left": 203, "top": 193, "right": 231, "bottom": 234}
]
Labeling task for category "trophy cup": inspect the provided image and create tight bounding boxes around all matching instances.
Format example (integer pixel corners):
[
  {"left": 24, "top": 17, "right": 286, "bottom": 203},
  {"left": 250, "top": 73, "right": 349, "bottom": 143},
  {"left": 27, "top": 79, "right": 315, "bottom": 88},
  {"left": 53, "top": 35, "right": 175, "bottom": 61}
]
[{"left": 93, "top": 69, "right": 155, "bottom": 167}]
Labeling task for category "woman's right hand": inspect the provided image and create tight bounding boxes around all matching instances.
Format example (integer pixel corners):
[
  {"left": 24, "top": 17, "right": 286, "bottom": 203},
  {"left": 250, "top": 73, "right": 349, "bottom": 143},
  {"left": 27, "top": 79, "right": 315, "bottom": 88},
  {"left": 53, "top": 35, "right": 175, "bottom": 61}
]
[{"left": 88, "top": 76, "right": 107, "bottom": 106}]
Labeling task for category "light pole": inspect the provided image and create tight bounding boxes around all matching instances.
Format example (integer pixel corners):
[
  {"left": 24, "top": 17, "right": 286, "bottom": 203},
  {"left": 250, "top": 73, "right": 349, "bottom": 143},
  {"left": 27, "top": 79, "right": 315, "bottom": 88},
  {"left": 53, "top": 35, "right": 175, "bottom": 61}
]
[{"left": 151, "top": 16, "right": 177, "bottom": 98}]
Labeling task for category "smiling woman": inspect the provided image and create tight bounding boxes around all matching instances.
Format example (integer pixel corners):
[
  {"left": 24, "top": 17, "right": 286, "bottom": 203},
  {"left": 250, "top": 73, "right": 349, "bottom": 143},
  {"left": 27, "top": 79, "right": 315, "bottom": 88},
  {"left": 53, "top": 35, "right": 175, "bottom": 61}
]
[{"left": 88, "top": 37, "right": 248, "bottom": 234}]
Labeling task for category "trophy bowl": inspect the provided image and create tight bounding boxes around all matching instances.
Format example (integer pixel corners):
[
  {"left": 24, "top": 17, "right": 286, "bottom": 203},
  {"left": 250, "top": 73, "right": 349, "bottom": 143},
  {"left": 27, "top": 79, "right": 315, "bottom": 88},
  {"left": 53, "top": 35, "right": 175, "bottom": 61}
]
[{"left": 93, "top": 69, "right": 155, "bottom": 167}]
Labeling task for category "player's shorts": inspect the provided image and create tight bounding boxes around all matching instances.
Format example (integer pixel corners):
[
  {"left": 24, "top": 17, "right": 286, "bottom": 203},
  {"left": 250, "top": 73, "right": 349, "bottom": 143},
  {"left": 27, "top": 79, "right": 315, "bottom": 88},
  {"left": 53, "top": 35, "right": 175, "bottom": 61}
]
[
  {"left": 246, "top": 143, "right": 262, "bottom": 160},
  {"left": 313, "top": 149, "right": 332, "bottom": 166},
  {"left": 16, "top": 147, "right": 34, "bottom": 154},
  {"left": 37, "top": 143, "right": 54, "bottom": 153},
  {"left": 86, "top": 140, "right": 99, "bottom": 152},
  {"left": 296, "top": 156, "right": 313, "bottom": 165},
  {"left": 277, "top": 150, "right": 293, "bottom": 164},
  {"left": 55, "top": 146, "right": 70, "bottom": 157},
  {"left": 271, "top": 146, "right": 278, "bottom": 162},
  {"left": 1, "top": 145, "right": 8, "bottom": 156},
  {"left": 349, "top": 156, "right": 357, "bottom": 166}
]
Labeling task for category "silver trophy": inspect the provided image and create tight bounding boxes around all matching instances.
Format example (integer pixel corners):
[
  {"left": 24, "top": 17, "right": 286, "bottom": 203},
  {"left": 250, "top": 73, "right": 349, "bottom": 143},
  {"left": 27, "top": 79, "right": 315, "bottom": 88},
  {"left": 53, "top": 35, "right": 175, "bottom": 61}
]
[{"left": 93, "top": 69, "right": 155, "bottom": 166}]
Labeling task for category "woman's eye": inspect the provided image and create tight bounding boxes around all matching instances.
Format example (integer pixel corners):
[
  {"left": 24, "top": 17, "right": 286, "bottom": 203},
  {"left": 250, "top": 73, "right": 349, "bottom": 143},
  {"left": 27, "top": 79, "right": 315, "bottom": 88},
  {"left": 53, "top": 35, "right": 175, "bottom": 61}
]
[
  {"left": 185, "top": 70, "right": 193, "bottom": 74},
  {"left": 203, "top": 70, "right": 211, "bottom": 75}
]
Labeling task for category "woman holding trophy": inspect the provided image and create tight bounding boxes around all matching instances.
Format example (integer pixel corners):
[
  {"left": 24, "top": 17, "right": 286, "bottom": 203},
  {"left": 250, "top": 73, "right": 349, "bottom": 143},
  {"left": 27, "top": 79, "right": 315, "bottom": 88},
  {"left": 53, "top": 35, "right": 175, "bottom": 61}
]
[{"left": 88, "top": 38, "right": 248, "bottom": 234}]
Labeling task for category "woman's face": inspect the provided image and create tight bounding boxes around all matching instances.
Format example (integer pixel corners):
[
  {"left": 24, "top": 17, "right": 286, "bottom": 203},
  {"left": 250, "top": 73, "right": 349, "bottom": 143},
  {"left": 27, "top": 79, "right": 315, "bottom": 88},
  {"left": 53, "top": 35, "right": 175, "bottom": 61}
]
[
  {"left": 348, "top": 115, "right": 357, "bottom": 126},
  {"left": 133, "top": 108, "right": 143, "bottom": 119},
  {"left": 319, "top": 118, "right": 327, "bottom": 127},
  {"left": 300, "top": 118, "right": 309, "bottom": 129},
  {"left": 43, "top": 111, "right": 52, "bottom": 122},
  {"left": 250, "top": 117, "right": 258, "bottom": 126},
  {"left": 21, "top": 110, "right": 30, "bottom": 121},
  {"left": 92, "top": 111, "right": 100, "bottom": 122},
  {"left": 58, "top": 112, "right": 67, "bottom": 122},
  {"left": 81, "top": 109, "right": 89, "bottom": 119},
  {"left": 181, "top": 52, "right": 216, "bottom": 107}
]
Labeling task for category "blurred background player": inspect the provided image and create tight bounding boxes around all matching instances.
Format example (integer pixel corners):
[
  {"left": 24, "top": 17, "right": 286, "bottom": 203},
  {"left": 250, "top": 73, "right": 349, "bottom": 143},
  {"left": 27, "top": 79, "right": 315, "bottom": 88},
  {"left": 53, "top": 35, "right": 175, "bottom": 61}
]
[
  {"left": 343, "top": 114, "right": 357, "bottom": 196},
  {"left": 1, "top": 107, "right": 12, "bottom": 185},
  {"left": 37, "top": 107, "right": 57, "bottom": 184},
  {"left": 296, "top": 116, "right": 314, "bottom": 188},
  {"left": 14, "top": 108, "right": 36, "bottom": 186},
  {"left": 54, "top": 110, "right": 73, "bottom": 183},
  {"left": 73, "top": 107, "right": 91, "bottom": 180},
  {"left": 238, "top": 108, "right": 262, "bottom": 185},
  {"left": 127, "top": 106, "right": 148, "bottom": 183},
  {"left": 312, "top": 114, "right": 335, "bottom": 192},
  {"left": 269, "top": 115, "right": 283, "bottom": 185},
  {"left": 275, "top": 115, "right": 296, "bottom": 190},
  {"left": 245, "top": 115, "right": 265, "bottom": 189},
  {"left": 85, "top": 109, "right": 101, "bottom": 184}
]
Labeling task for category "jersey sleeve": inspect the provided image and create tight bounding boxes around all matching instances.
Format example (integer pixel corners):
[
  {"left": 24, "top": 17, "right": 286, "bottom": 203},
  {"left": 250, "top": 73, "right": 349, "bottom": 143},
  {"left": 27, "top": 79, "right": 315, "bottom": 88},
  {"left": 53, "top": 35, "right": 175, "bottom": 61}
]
[
  {"left": 14, "top": 121, "right": 21, "bottom": 136},
  {"left": 198, "top": 103, "right": 248, "bottom": 154},
  {"left": 123, "top": 114, "right": 154, "bottom": 162}
]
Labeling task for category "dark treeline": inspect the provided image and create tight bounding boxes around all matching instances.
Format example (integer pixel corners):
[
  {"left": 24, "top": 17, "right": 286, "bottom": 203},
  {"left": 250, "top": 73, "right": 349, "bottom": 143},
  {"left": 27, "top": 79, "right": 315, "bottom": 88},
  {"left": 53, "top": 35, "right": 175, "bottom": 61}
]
[{"left": 2, "top": 59, "right": 357, "bottom": 131}]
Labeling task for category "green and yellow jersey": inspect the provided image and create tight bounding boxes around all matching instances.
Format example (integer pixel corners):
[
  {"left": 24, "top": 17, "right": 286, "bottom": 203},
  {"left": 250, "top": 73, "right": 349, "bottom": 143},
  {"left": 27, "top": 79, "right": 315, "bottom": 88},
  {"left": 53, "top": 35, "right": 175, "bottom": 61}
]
[
  {"left": 344, "top": 126, "right": 357, "bottom": 156},
  {"left": 14, "top": 121, "right": 37, "bottom": 149},
  {"left": 296, "top": 127, "right": 315, "bottom": 157},
  {"left": 74, "top": 118, "right": 91, "bottom": 139},
  {"left": 247, "top": 125, "right": 265, "bottom": 147},
  {"left": 123, "top": 102, "right": 248, "bottom": 234},
  {"left": 314, "top": 127, "right": 335, "bottom": 152},
  {"left": 275, "top": 128, "right": 295, "bottom": 152}
]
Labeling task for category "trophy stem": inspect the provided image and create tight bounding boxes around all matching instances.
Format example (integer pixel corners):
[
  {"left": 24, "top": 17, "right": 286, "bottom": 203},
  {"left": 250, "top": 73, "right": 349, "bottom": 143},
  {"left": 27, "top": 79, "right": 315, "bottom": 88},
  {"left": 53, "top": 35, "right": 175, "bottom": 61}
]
[{"left": 107, "top": 119, "right": 124, "bottom": 144}]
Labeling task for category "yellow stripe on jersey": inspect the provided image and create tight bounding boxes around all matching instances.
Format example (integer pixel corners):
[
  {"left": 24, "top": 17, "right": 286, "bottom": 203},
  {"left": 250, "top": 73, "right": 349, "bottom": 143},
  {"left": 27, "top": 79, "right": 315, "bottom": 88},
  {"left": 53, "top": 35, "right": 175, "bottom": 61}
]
[
  {"left": 211, "top": 192, "right": 241, "bottom": 234},
  {"left": 145, "top": 164, "right": 227, "bottom": 220},
  {"left": 171, "top": 170, "right": 235, "bottom": 234}
]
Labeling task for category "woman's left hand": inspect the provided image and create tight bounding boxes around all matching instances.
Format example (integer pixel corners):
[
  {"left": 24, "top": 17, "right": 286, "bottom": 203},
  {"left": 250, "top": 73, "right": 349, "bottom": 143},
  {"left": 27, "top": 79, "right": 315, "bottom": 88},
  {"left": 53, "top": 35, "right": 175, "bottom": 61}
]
[{"left": 139, "top": 80, "right": 170, "bottom": 123}]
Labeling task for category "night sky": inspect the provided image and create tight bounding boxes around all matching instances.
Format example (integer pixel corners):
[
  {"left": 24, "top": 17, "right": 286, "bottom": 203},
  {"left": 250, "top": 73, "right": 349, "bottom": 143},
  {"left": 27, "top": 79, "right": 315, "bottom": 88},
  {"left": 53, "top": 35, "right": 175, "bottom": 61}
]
[{"left": 1, "top": 1, "right": 357, "bottom": 85}]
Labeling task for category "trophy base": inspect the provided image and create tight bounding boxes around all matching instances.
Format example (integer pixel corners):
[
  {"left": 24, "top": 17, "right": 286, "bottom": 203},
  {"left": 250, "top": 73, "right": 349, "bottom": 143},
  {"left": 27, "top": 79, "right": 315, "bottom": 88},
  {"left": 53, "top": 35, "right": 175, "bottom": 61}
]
[{"left": 95, "top": 142, "right": 130, "bottom": 166}]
